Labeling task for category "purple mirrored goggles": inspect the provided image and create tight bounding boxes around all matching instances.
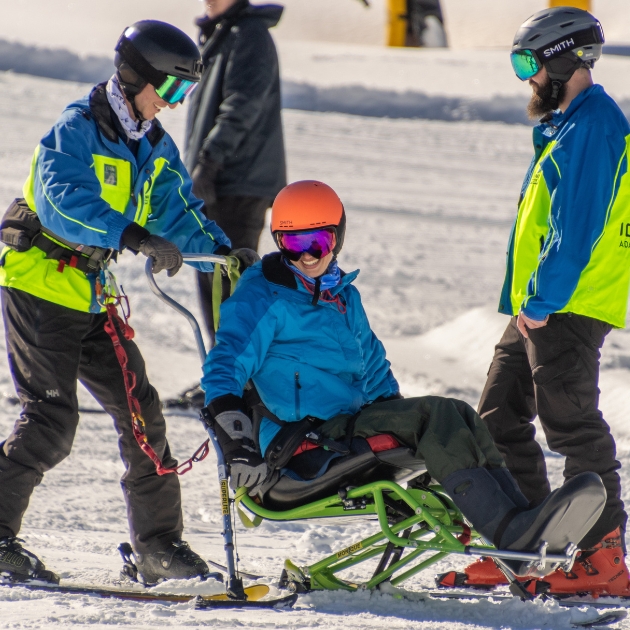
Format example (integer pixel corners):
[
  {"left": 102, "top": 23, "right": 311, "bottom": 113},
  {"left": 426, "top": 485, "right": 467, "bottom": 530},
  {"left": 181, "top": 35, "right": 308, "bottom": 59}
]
[{"left": 276, "top": 228, "right": 335, "bottom": 261}]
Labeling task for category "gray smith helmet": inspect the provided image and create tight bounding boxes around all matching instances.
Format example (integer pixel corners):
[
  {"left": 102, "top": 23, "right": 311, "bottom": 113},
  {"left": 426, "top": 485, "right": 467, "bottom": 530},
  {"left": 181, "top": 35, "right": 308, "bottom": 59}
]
[{"left": 511, "top": 7, "right": 604, "bottom": 103}]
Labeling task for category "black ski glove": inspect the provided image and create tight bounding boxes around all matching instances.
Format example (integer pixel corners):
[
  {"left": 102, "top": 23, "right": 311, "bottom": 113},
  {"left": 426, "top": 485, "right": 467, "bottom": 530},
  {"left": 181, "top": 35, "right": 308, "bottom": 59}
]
[
  {"left": 120, "top": 223, "right": 183, "bottom": 277},
  {"left": 229, "top": 248, "right": 261, "bottom": 272},
  {"left": 191, "top": 156, "right": 222, "bottom": 213},
  {"left": 140, "top": 235, "right": 183, "bottom": 277}
]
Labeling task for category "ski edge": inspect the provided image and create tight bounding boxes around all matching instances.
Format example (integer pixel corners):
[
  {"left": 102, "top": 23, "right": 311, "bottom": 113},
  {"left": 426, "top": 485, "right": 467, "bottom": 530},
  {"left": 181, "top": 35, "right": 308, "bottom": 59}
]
[
  {"left": 0, "top": 580, "right": 281, "bottom": 606},
  {"left": 194, "top": 592, "right": 298, "bottom": 610}
]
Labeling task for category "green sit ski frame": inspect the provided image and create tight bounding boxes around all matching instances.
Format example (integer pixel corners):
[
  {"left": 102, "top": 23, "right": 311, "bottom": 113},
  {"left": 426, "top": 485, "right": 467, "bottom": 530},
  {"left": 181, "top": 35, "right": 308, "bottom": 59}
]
[{"left": 236, "top": 479, "right": 489, "bottom": 592}]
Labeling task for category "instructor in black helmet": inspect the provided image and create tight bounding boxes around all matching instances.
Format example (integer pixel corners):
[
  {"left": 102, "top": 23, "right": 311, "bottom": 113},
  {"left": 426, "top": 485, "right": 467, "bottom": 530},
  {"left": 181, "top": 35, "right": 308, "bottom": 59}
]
[{"left": 0, "top": 21, "right": 241, "bottom": 585}]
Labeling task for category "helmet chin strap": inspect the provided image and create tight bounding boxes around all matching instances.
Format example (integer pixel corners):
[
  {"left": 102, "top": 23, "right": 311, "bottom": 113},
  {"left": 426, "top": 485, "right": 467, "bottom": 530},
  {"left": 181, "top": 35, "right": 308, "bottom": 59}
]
[
  {"left": 549, "top": 80, "right": 563, "bottom": 111},
  {"left": 115, "top": 71, "right": 147, "bottom": 123}
]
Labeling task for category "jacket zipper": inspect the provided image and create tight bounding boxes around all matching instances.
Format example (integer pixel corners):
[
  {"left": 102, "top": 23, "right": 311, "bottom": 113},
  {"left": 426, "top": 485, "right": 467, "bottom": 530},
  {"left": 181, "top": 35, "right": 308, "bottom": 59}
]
[{"left": 294, "top": 372, "right": 301, "bottom": 420}]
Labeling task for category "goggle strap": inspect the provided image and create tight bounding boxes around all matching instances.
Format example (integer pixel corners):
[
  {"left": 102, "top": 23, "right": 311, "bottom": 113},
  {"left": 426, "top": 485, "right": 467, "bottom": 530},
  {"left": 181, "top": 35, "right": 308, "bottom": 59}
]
[{"left": 539, "top": 25, "right": 604, "bottom": 60}]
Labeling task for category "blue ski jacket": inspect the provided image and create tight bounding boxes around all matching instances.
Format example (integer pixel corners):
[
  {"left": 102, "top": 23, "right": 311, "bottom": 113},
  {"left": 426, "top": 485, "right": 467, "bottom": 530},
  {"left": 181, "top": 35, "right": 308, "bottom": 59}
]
[
  {"left": 201, "top": 253, "right": 400, "bottom": 455},
  {"left": 0, "top": 83, "right": 230, "bottom": 313},
  {"left": 499, "top": 84, "right": 630, "bottom": 326}
]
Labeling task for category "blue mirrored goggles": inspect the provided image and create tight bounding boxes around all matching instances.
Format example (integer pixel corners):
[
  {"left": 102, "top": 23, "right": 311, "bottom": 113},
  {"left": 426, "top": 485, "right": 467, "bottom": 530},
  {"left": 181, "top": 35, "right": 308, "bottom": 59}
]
[
  {"left": 155, "top": 75, "right": 198, "bottom": 104},
  {"left": 510, "top": 49, "right": 541, "bottom": 81}
]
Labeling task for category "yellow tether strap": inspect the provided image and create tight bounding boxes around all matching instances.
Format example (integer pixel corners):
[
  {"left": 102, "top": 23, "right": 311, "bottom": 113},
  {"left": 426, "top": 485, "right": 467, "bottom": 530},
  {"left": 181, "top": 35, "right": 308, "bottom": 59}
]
[{"left": 212, "top": 255, "right": 241, "bottom": 332}]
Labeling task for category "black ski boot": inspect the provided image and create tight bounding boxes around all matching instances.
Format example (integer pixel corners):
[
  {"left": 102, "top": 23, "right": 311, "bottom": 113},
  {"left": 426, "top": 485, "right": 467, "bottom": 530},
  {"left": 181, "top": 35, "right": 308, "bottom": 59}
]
[
  {"left": 122, "top": 540, "right": 214, "bottom": 586},
  {"left": 0, "top": 537, "right": 59, "bottom": 584},
  {"left": 442, "top": 468, "right": 606, "bottom": 577},
  {"left": 162, "top": 383, "right": 205, "bottom": 411}
]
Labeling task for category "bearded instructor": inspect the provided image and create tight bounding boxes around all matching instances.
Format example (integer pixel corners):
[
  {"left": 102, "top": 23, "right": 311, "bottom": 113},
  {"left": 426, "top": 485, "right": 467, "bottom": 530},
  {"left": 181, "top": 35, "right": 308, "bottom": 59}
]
[{"left": 439, "top": 7, "right": 630, "bottom": 596}]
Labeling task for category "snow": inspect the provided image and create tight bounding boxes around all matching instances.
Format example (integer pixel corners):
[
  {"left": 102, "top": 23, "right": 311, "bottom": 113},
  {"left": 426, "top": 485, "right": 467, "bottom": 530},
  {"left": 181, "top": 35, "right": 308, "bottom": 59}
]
[
  {"left": 3, "top": 37, "right": 630, "bottom": 125},
  {"left": 3, "top": 0, "right": 630, "bottom": 54},
  {"left": 2, "top": 61, "right": 630, "bottom": 628}
]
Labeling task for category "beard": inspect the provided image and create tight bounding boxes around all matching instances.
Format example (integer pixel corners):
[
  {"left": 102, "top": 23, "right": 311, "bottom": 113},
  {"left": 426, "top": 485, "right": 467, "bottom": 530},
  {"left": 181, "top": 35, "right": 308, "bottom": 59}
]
[{"left": 527, "top": 76, "right": 567, "bottom": 119}]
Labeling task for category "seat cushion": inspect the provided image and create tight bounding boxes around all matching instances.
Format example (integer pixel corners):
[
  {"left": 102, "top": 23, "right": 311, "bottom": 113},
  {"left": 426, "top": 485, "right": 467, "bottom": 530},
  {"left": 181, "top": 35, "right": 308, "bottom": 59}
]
[{"left": 261, "top": 438, "right": 426, "bottom": 511}]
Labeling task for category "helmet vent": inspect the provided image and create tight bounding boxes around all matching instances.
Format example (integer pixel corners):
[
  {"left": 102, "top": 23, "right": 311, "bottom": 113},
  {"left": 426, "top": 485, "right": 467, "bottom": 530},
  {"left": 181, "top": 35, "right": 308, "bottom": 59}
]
[
  {"left": 528, "top": 33, "right": 541, "bottom": 42},
  {"left": 560, "top": 21, "right": 576, "bottom": 29},
  {"left": 174, "top": 65, "right": 190, "bottom": 73}
]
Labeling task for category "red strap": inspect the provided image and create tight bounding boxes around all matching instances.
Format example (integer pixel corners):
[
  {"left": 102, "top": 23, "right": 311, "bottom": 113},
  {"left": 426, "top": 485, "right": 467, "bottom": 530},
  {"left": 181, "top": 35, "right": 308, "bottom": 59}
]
[
  {"left": 293, "top": 433, "right": 401, "bottom": 457},
  {"left": 295, "top": 274, "right": 347, "bottom": 314},
  {"left": 366, "top": 434, "right": 401, "bottom": 453},
  {"left": 455, "top": 519, "right": 472, "bottom": 545},
  {"left": 293, "top": 440, "right": 320, "bottom": 456},
  {"left": 102, "top": 298, "right": 208, "bottom": 476}
]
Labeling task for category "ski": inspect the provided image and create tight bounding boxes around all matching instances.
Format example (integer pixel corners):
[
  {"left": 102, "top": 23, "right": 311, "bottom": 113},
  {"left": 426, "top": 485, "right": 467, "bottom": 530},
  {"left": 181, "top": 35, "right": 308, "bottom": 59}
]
[
  {"left": 422, "top": 588, "right": 628, "bottom": 627},
  {"left": 0, "top": 580, "right": 297, "bottom": 609}
]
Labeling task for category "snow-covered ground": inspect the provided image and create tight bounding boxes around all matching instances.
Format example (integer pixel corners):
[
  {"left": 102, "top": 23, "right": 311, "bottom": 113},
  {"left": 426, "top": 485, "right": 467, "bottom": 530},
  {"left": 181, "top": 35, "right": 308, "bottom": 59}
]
[
  {"left": 3, "top": 0, "right": 630, "bottom": 54},
  {"left": 2, "top": 64, "right": 630, "bottom": 629}
]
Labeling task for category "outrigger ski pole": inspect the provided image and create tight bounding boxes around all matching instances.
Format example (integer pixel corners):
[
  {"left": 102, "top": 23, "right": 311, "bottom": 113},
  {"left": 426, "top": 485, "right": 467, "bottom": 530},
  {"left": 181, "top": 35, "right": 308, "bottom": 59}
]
[{"left": 146, "top": 253, "right": 245, "bottom": 600}]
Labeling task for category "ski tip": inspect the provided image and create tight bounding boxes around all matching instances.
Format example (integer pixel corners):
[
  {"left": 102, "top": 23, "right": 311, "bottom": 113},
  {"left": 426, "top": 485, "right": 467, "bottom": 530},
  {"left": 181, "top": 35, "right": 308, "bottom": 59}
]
[
  {"left": 571, "top": 609, "right": 627, "bottom": 628},
  {"left": 194, "top": 592, "right": 298, "bottom": 610}
]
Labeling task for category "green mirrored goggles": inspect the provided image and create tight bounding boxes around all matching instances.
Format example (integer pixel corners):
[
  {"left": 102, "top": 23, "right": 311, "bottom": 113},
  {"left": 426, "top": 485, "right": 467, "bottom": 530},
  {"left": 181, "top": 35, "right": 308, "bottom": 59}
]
[
  {"left": 510, "top": 49, "right": 541, "bottom": 81},
  {"left": 155, "top": 75, "right": 198, "bottom": 104}
]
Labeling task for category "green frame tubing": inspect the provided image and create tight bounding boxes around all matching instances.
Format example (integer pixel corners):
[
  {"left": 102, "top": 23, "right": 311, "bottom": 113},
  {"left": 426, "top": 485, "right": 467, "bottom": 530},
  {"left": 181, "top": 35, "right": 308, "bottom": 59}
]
[{"left": 237, "top": 479, "right": 494, "bottom": 592}]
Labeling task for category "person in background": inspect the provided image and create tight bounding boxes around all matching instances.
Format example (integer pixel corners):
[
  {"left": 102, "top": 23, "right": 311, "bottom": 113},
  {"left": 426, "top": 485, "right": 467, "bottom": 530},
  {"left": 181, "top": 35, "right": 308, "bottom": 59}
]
[
  {"left": 185, "top": 0, "right": 286, "bottom": 338},
  {"left": 439, "top": 7, "right": 630, "bottom": 597}
]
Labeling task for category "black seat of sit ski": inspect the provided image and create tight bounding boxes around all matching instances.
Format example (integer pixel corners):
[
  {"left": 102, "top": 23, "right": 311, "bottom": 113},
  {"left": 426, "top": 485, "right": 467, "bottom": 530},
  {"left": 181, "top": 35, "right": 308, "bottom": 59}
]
[{"left": 261, "top": 437, "right": 426, "bottom": 511}]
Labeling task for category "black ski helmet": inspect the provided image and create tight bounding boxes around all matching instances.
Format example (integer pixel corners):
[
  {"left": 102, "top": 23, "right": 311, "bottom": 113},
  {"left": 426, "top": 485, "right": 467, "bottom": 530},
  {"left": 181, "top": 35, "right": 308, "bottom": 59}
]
[
  {"left": 511, "top": 7, "right": 604, "bottom": 105},
  {"left": 114, "top": 20, "right": 203, "bottom": 101}
]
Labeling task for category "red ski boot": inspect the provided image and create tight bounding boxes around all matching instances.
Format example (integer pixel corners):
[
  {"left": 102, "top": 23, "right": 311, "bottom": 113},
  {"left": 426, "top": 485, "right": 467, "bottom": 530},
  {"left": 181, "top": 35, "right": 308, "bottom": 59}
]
[
  {"left": 437, "top": 557, "right": 509, "bottom": 589},
  {"left": 538, "top": 527, "right": 630, "bottom": 597}
]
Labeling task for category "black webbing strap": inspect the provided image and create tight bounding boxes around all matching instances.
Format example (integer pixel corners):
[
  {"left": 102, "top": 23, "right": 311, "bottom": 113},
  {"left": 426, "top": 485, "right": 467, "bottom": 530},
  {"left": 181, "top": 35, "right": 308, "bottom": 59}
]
[
  {"left": 343, "top": 410, "right": 361, "bottom": 446},
  {"left": 311, "top": 277, "right": 322, "bottom": 306},
  {"left": 32, "top": 233, "right": 111, "bottom": 273}
]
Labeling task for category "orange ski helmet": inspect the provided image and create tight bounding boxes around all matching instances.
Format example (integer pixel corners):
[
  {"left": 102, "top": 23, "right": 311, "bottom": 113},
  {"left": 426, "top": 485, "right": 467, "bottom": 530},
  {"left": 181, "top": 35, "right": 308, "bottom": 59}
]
[{"left": 271, "top": 180, "right": 346, "bottom": 256}]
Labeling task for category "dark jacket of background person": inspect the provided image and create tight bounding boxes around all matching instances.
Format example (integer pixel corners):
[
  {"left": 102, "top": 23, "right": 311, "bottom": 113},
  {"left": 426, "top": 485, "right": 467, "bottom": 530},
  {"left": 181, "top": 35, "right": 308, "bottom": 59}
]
[{"left": 184, "top": 1, "right": 286, "bottom": 200}]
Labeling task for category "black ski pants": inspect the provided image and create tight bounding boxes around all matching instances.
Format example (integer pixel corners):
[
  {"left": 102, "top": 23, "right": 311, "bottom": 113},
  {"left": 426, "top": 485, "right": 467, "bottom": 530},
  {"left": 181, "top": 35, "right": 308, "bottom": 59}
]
[
  {"left": 0, "top": 287, "right": 183, "bottom": 553},
  {"left": 478, "top": 313, "right": 625, "bottom": 548},
  {"left": 196, "top": 195, "right": 270, "bottom": 338}
]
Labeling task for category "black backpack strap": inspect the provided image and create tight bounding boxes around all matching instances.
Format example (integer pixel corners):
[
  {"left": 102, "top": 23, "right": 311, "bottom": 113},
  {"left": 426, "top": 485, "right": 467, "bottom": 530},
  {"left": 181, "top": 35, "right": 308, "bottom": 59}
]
[{"left": 242, "top": 382, "right": 351, "bottom": 469}]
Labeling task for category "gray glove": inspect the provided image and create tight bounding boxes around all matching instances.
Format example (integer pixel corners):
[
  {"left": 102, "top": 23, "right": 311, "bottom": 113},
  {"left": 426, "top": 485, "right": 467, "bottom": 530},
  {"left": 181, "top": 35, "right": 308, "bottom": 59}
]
[
  {"left": 230, "top": 248, "right": 261, "bottom": 272},
  {"left": 214, "top": 410, "right": 255, "bottom": 442},
  {"left": 139, "top": 235, "right": 183, "bottom": 277},
  {"left": 228, "top": 448, "right": 268, "bottom": 495},
  {"left": 215, "top": 410, "right": 268, "bottom": 495}
]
